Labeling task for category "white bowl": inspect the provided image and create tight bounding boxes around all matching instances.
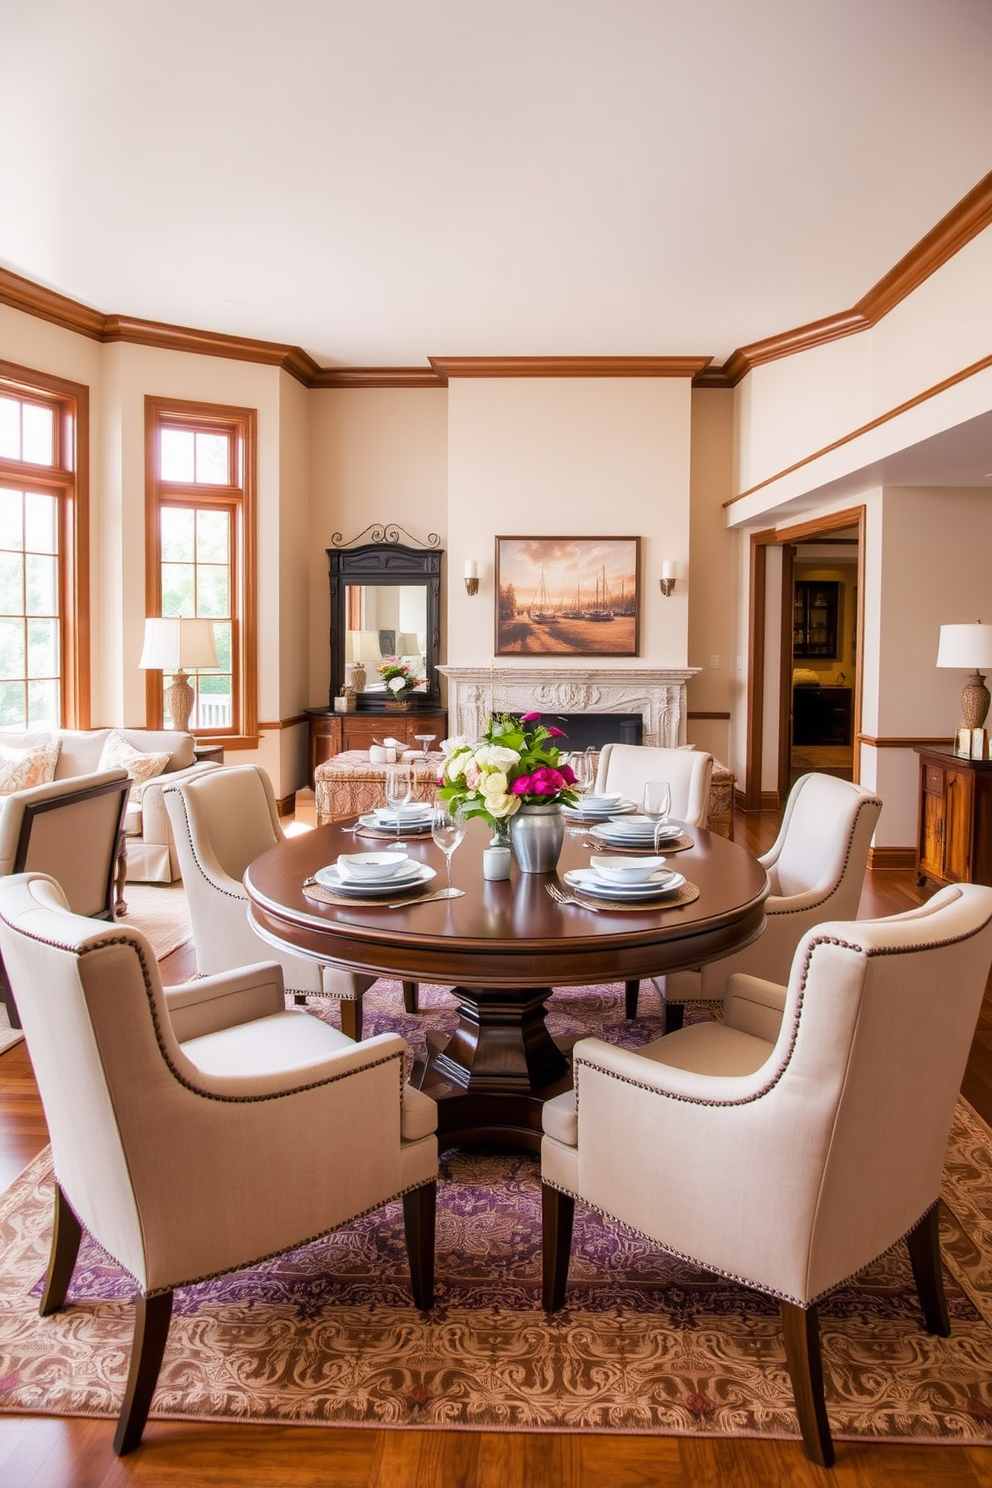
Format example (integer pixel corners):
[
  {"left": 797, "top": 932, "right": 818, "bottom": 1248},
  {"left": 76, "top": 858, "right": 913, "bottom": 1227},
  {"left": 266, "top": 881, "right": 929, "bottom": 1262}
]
[
  {"left": 579, "top": 792, "right": 623, "bottom": 810},
  {"left": 337, "top": 851, "right": 410, "bottom": 881},
  {"left": 589, "top": 854, "right": 666, "bottom": 884}
]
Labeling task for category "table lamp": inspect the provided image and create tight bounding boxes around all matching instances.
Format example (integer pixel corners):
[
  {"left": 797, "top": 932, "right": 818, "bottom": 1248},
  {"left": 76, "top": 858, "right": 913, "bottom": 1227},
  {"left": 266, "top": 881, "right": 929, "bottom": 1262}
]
[
  {"left": 936, "top": 622, "right": 992, "bottom": 732},
  {"left": 139, "top": 617, "right": 219, "bottom": 733}
]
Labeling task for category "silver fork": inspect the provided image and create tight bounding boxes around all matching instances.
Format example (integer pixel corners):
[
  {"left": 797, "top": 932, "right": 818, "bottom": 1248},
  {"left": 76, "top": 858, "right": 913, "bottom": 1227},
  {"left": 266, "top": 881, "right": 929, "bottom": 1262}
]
[{"left": 545, "top": 883, "right": 607, "bottom": 911}]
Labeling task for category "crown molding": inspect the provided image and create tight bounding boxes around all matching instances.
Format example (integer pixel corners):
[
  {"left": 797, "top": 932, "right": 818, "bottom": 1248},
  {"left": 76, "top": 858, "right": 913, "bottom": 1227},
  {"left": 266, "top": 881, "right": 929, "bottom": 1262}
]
[
  {"left": 429, "top": 355, "right": 711, "bottom": 379},
  {"left": 3, "top": 167, "right": 990, "bottom": 389},
  {"left": 310, "top": 365, "right": 447, "bottom": 389}
]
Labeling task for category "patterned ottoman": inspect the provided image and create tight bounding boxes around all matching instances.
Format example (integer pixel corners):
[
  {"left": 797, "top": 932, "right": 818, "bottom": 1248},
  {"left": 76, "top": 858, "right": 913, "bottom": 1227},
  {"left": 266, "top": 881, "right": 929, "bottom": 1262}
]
[{"left": 315, "top": 751, "right": 443, "bottom": 826}]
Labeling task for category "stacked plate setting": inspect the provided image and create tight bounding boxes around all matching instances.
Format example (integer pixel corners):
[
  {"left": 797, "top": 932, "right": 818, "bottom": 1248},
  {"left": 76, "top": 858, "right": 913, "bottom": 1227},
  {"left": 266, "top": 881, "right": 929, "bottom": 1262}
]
[
  {"left": 586, "top": 815, "right": 684, "bottom": 849},
  {"left": 313, "top": 851, "right": 436, "bottom": 898},
  {"left": 358, "top": 802, "right": 435, "bottom": 835},
  {"left": 561, "top": 792, "right": 637, "bottom": 822},
  {"left": 563, "top": 859, "right": 686, "bottom": 902}
]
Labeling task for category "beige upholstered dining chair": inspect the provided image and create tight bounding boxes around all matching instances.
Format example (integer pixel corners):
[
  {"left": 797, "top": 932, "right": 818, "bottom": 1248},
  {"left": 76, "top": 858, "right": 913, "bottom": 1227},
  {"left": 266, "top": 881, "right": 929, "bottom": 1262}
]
[
  {"left": 541, "top": 883, "right": 992, "bottom": 1466},
  {"left": 0, "top": 769, "right": 131, "bottom": 1029},
  {"left": 593, "top": 744, "right": 714, "bottom": 1018},
  {"left": 164, "top": 764, "right": 417, "bottom": 1039},
  {"left": 653, "top": 771, "right": 882, "bottom": 1029},
  {"left": 594, "top": 743, "right": 713, "bottom": 827},
  {"left": 0, "top": 870, "right": 438, "bottom": 1455}
]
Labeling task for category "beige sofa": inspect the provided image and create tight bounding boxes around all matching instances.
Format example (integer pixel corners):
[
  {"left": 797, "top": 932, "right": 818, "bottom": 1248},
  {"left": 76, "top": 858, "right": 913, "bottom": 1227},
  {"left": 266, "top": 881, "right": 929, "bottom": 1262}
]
[{"left": 8, "top": 729, "right": 221, "bottom": 883}]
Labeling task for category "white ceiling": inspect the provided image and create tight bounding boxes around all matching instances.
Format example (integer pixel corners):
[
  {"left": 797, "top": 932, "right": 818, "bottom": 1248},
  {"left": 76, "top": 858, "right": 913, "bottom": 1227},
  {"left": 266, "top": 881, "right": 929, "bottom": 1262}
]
[{"left": 3, "top": 0, "right": 992, "bottom": 372}]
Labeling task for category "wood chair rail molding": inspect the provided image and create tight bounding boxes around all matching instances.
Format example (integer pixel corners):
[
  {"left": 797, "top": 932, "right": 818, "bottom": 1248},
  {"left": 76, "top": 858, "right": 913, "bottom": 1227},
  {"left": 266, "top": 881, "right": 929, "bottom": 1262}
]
[{"left": 1, "top": 168, "right": 988, "bottom": 392}]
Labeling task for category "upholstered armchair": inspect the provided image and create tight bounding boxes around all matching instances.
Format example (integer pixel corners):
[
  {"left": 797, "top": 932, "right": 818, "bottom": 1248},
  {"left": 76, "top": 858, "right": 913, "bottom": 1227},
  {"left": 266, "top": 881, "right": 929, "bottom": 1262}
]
[
  {"left": 0, "top": 871, "right": 438, "bottom": 1455},
  {"left": 0, "top": 769, "right": 131, "bottom": 1028},
  {"left": 164, "top": 764, "right": 416, "bottom": 1039},
  {"left": 593, "top": 744, "right": 714, "bottom": 1018},
  {"left": 654, "top": 771, "right": 882, "bottom": 1029},
  {"left": 541, "top": 883, "right": 992, "bottom": 1465}
]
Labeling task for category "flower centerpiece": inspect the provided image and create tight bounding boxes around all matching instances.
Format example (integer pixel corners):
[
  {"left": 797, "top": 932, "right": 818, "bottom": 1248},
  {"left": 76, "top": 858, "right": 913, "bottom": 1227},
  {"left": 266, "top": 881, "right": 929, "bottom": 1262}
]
[
  {"left": 378, "top": 656, "right": 421, "bottom": 708},
  {"left": 438, "top": 712, "right": 578, "bottom": 871}
]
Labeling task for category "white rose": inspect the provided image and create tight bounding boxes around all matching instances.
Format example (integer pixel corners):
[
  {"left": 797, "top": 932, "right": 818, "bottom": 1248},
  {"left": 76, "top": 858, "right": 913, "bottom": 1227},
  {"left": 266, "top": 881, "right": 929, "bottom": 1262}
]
[
  {"left": 388, "top": 675, "right": 407, "bottom": 694},
  {"left": 474, "top": 744, "right": 520, "bottom": 771}
]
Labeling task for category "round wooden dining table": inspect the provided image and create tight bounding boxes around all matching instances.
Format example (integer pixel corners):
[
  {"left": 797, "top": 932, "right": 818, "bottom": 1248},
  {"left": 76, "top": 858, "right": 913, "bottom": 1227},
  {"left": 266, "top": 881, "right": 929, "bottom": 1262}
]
[{"left": 244, "top": 815, "right": 768, "bottom": 1151}]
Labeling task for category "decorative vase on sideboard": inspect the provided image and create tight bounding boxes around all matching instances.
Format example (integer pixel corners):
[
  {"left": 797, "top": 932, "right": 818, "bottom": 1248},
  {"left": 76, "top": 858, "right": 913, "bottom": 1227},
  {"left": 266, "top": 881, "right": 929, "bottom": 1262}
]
[{"left": 508, "top": 802, "right": 565, "bottom": 873}]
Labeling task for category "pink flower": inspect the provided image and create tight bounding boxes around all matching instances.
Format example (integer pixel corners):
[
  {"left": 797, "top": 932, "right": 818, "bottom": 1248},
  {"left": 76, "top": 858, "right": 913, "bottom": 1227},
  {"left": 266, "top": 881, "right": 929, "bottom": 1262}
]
[
  {"left": 510, "top": 775, "right": 533, "bottom": 795},
  {"left": 521, "top": 711, "right": 541, "bottom": 723},
  {"left": 547, "top": 726, "right": 565, "bottom": 737},
  {"left": 558, "top": 763, "right": 576, "bottom": 784}
]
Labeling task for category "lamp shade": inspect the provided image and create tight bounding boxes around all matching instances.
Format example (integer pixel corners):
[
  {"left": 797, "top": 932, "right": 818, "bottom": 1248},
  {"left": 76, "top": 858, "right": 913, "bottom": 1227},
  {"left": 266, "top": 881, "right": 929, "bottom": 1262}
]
[
  {"left": 936, "top": 624, "right": 992, "bottom": 670},
  {"left": 139, "top": 617, "right": 219, "bottom": 672}
]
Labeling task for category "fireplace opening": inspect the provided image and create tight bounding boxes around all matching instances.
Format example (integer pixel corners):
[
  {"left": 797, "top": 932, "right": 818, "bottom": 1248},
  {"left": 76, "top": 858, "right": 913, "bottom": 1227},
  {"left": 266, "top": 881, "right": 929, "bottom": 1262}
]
[{"left": 501, "top": 712, "right": 643, "bottom": 750}]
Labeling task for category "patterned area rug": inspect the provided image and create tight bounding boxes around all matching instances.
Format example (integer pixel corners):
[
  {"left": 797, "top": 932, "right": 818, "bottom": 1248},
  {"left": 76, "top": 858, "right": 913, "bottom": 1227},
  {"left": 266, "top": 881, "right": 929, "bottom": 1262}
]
[
  {"left": 0, "top": 1004, "right": 23, "bottom": 1056},
  {"left": 1, "top": 978, "right": 991, "bottom": 1445},
  {"left": 117, "top": 882, "right": 192, "bottom": 961}
]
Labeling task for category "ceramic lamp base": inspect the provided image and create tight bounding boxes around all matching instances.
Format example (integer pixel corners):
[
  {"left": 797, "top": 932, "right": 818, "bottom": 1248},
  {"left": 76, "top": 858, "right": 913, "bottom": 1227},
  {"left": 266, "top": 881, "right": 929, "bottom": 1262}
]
[
  {"left": 961, "top": 672, "right": 991, "bottom": 730},
  {"left": 164, "top": 672, "right": 194, "bottom": 733}
]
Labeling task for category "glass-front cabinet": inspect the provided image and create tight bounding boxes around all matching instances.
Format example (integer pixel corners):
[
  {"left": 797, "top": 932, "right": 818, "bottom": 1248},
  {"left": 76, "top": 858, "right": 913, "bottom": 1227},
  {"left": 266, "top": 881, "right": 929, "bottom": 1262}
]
[{"left": 793, "top": 580, "right": 839, "bottom": 658}]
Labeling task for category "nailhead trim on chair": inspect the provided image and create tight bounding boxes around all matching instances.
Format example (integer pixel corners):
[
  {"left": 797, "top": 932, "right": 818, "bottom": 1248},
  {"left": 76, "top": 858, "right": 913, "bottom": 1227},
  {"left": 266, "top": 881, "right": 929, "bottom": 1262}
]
[
  {"left": 541, "top": 1176, "right": 942, "bottom": 1310},
  {"left": 0, "top": 909, "right": 405, "bottom": 1107},
  {"left": 759, "top": 794, "right": 883, "bottom": 921}
]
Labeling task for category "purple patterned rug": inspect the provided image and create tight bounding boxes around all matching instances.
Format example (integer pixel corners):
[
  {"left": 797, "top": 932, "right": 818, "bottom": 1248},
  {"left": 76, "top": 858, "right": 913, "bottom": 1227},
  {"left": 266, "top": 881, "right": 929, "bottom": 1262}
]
[{"left": 1, "top": 978, "right": 992, "bottom": 1443}]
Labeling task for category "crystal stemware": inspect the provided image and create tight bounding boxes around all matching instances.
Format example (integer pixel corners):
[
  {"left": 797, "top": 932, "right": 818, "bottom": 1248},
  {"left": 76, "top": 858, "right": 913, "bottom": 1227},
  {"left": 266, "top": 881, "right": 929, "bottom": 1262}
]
[
  {"left": 571, "top": 750, "right": 595, "bottom": 796},
  {"left": 431, "top": 803, "right": 467, "bottom": 898},
  {"left": 641, "top": 780, "right": 672, "bottom": 855},
  {"left": 384, "top": 762, "right": 413, "bottom": 815},
  {"left": 414, "top": 733, "right": 437, "bottom": 759}
]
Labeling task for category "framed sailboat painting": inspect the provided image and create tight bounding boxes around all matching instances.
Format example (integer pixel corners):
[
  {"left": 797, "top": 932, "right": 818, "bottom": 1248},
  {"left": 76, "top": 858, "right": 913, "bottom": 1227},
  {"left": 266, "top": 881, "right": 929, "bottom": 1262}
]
[{"left": 494, "top": 536, "right": 641, "bottom": 657}]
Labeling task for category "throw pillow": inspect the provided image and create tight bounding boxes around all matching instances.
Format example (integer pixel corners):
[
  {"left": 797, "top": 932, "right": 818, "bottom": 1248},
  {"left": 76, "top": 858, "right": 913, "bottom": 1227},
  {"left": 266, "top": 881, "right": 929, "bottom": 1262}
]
[
  {"left": 0, "top": 739, "right": 62, "bottom": 795},
  {"left": 98, "top": 730, "right": 171, "bottom": 803}
]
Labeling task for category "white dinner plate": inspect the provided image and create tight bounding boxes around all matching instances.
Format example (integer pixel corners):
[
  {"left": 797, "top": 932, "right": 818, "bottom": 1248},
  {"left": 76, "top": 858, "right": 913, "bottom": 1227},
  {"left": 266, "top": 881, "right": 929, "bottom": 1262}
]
[
  {"left": 563, "top": 867, "right": 685, "bottom": 901},
  {"left": 561, "top": 798, "right": 637, "bottom": 821},
  {"left": 358, "top": 811, "right": 434, "bottom": 835},
  {"left": 314, "top": 862, "right": 437, "bottom": 897},
  {"left": 589, "top": 820, "right": 684, "bottom": 845},
  {"left": 372, "top": 805, "right": 433, "bottom": 824}
]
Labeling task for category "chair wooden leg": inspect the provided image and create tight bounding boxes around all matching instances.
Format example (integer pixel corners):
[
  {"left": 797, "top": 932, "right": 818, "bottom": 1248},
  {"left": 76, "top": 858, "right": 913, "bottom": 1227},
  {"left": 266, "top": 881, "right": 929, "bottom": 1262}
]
[
  {"left": 340, "top": 996, "right": 363, "bottom": 1041},
  {"left": 541, "top": 1183, "right": 575, "bottom": 1313},
  {"left": 0, "top": 954, "right": 21, "bottom": 1030},
  {"left": 781, "top": 1300, "right": 834, "bottom": 1468},
  {"left": 402, "top": 1181, "right": 436, "bottom": 1311},
  {"left": 113, "top": 1291, "right": 173, "bottom": 1456},
  {"left": 907, "top": 1202, "right": 950, "bottom": 1336},
  {"left": 663, "top": 1002, "right": 685, "bottom": 1034},
  {"left": 624, "top": 979, "right": 639, "bottom": 1018},
  {"left": 39, "top": 1183, "right": 82, "bottom": 1316},
  {"left": 402, "top": 980, "right": 419, "bottom": 1014}
]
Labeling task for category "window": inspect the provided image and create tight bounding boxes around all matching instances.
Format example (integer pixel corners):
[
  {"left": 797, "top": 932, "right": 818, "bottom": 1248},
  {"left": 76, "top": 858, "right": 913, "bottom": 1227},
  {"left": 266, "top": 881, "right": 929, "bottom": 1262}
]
[
  {"left": 145, "top": 398, "right": 256, "bottom": 743},
  {"left": 0, "top": 363, "right": 89, "bottom": 731}
]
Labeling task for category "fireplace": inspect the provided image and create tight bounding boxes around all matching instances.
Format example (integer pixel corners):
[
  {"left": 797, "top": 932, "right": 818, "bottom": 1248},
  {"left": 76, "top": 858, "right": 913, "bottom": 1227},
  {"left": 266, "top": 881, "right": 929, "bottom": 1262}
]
[
  {"left": 505, "top": 711, "right": 642, "bottom": 750},
  {"left": 438, "top": 665, "right": 698, "bottom": 747}
]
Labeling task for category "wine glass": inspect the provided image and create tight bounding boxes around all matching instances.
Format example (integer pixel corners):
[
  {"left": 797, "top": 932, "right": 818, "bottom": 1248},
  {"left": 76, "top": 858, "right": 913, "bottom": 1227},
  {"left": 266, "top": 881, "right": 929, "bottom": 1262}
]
[
  {"left": 414, "top": 733, "right": 436, "bottom": 760},
  {"left": 431, "top": 802, "right": 467, "bottom": 898},
  {"left": 571, "top": 750, "right": 595, "bottom": 797},
  {"left": 385, "top": 762, "right": 413, "bottom": 819},
  {"left": 641, "top": 780, "right": 672, "bottom": 855}
]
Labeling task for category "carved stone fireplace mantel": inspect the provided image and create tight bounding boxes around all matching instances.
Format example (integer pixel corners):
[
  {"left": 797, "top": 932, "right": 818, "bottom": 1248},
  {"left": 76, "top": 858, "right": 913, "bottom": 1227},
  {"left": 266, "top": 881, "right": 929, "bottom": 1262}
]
[{"left": 437, "top": 665, "right": 699, "bottom": 747}]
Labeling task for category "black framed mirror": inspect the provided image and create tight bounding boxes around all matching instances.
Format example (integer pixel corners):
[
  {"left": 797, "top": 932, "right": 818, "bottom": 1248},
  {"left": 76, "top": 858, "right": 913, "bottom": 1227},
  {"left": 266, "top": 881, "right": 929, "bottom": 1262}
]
[{"left": 328, "top": 540, "right": 443, "bottom": 709}]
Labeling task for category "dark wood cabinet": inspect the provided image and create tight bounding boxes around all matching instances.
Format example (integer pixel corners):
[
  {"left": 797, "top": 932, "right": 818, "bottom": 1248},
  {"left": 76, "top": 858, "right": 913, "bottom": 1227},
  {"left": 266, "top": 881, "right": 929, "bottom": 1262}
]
[
  {"left": 915, "top": 746, "right": 992, "bottom": 888},
  {"left": 793, "top": 580, "right": 839, "bottom": 658},
  {"left": 306, "top": 707, "right": 447, "bottom": 787},
  {"left": 792, "top": 686, "right": 852, "bottom": 746}
]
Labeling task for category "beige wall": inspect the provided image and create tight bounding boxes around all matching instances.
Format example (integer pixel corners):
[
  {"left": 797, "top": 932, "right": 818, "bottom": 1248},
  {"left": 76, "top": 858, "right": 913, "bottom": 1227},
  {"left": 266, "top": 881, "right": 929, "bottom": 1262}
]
[
  {"left": 686, "top": 389, "right": 735, "bottom": 761},
  {"left": 307, "top": 389, "right": 448, "bottom": 707},
  {"left": 445, "top": 376, "right": 693, "bottom": 673}
]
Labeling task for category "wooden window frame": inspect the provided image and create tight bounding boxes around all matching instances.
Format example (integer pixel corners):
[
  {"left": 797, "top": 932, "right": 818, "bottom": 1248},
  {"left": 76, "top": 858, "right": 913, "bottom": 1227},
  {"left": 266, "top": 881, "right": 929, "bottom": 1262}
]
[
  {"left": 0, "top": 360, "right": 90, "bottom": 729},
  {"left": 144, "top": 397, "right": 257, "bottom": 747}
]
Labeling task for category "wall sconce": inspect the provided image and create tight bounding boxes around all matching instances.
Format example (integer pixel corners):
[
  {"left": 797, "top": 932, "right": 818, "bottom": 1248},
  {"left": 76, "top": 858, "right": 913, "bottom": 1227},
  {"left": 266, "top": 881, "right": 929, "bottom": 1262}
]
[
  {"left": 659, "top": 560, "right": 677, "bottom": 597},
  {"left": 464, "top": 559, "right": 480, "bottom": 596}
]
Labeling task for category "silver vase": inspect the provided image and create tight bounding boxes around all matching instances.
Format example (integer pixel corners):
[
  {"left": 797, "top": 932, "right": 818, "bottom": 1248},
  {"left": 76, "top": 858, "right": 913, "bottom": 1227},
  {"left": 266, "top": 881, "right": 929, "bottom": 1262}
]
[{"left": 508, "top": 802, "right": 565, "bottom": 873}]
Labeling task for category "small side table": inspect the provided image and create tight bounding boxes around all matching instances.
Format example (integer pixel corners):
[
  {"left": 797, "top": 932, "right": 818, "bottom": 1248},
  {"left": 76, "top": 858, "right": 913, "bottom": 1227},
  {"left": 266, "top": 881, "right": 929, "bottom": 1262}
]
[{"left": 194, "top": 744, "right": 225, "bottom": 766}]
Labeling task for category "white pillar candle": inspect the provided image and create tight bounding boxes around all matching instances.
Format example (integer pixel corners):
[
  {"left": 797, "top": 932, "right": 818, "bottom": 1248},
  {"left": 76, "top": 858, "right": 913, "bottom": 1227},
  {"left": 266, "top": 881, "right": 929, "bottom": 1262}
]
[
  {"left": 661, "top": 560, "right": 677, "bottom": 580},
  {"left": 464, "top": 559, "right": 478, "bottom": 579}
]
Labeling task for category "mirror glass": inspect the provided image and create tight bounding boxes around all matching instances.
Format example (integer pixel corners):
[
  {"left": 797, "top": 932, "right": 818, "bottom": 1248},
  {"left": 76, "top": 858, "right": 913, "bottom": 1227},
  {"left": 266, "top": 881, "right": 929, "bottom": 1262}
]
[{"left": 344, "top": 584, "right": 428, "bottom": 694}]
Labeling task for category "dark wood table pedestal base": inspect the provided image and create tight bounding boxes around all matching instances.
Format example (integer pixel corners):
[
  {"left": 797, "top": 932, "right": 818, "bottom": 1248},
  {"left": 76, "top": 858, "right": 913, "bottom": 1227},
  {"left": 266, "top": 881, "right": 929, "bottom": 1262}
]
[{"left": 411, "top": 985, "right": 574, "bottom": 1151}]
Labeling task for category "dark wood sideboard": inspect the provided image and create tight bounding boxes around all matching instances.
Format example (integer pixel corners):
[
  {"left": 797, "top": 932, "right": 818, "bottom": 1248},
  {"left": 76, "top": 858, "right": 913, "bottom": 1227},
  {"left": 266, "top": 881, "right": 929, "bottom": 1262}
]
[
  {"left": 306, "top": 707, "right": 447, "bottom": 787},
  {"left": 915, "top": 745, "right": 992, "bottom": 888}
]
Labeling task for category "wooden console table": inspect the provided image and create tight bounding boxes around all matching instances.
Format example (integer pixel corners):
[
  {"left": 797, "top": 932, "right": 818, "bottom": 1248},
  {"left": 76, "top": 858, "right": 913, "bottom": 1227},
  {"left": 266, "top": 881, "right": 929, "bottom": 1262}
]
[
  {"left": 306, "top": 707, "right": 447, "bottom": 788},
  {"left": 915, "top": 744, "right": 992, "bottom": 888}
]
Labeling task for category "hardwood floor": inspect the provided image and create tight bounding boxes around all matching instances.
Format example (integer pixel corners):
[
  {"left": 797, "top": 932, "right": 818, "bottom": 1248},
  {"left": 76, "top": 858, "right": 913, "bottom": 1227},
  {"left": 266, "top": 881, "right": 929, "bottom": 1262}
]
[{"left": 2, "top": 806, "right": 992, "bottom": 1486}]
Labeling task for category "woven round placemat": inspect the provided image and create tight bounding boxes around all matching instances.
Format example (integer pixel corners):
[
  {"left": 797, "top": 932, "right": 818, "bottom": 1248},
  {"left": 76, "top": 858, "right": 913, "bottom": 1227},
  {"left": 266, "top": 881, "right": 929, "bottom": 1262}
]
[
  {"left": 562, "top": 879, "right": 701, "bottom": 912},
  {"left": 302, "top": 880, "right": 436, "bottom": 908}
]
